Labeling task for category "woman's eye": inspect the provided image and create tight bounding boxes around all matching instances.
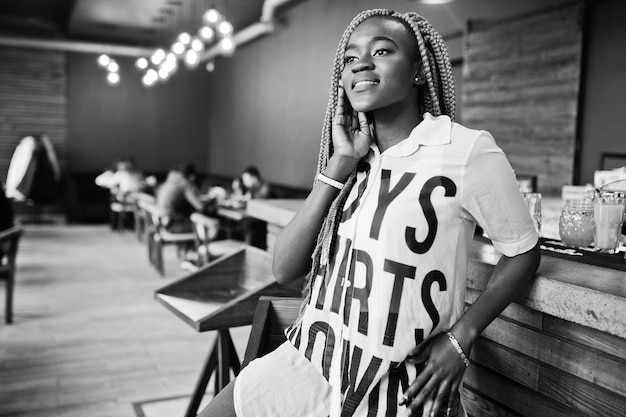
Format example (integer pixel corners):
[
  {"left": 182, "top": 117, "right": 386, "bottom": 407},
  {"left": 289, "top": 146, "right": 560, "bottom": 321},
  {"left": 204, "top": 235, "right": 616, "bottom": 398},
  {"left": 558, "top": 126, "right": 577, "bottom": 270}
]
[
  {"left": 373, "top": 48, "right": 391, "bottom": 57},
  {"left": 344, "top": 56, "right": 357, "bottom": 64}
]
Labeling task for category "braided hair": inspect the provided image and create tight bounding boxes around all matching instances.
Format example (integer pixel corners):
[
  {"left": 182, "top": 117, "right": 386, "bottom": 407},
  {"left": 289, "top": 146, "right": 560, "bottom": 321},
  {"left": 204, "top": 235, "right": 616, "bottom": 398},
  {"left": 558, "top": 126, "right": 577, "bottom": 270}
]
[{"left": 304, "top": 9, "right": 456, "bottom": 301}]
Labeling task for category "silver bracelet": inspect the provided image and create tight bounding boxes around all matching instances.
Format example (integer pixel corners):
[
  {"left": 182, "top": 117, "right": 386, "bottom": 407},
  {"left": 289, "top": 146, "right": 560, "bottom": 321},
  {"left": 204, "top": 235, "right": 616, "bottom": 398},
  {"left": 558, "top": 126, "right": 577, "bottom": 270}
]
[
  {"left": 445, "top": 330, "right": 470, "bottom": 367},
  {"left": 317, "top": 173, "right": 345, "bottom": 191}
]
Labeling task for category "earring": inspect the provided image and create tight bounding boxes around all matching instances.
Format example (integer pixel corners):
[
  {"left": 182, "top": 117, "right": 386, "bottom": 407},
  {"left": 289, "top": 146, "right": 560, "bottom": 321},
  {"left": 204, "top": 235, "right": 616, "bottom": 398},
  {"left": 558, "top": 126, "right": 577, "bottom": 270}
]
[{"left": 414, "top": 76, "right": 420, "bottom": 83}]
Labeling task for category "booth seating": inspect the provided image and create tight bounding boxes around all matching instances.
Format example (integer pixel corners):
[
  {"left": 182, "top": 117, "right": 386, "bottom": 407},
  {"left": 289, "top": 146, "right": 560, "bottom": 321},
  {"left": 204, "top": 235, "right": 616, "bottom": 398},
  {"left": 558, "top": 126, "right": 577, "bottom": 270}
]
[
  {"left": 139, "top": 200, "right": 195, "bottom": 276},
  {"left": 0, "top": 226, "right": 24, "bottom": 324},
  {"left": 155, "top": 246, "right": 302, "bottom": 417}
]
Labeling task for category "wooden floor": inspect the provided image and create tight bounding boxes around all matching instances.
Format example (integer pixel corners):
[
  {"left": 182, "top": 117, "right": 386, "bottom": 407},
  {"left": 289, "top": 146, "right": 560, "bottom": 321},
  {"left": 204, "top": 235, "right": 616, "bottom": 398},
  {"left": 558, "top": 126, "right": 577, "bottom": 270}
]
[{"left": 0, "top": 224, "right": 251, "bottom": 417}]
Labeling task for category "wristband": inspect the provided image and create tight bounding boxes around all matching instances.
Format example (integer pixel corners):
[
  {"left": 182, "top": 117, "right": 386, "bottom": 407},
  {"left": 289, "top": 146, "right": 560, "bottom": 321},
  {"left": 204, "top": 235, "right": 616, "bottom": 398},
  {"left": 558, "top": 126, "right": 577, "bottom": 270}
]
[
  {"left": 317, "top": 173, "right": 345, "bottom": 191},
  {"left": 445, "top": 330, "right": 470, "bottom": 367}
]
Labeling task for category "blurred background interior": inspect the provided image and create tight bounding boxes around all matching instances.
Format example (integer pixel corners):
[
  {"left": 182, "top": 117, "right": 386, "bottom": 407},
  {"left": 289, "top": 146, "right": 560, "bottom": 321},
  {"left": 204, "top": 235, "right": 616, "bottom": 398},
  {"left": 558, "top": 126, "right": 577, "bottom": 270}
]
[{"left": 0, "top": 0, "right": 624, "bottom": 223}]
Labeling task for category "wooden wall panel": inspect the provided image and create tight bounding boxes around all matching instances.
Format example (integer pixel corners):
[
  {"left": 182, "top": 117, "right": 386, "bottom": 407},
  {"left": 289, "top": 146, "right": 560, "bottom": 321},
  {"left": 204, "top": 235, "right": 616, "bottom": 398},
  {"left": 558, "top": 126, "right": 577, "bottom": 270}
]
[
  {"left": 462, "top": 5, "right": 582, "bottom": 194},
  {"left": 0, "top": 46, "right": 67, "bottom": 185}
]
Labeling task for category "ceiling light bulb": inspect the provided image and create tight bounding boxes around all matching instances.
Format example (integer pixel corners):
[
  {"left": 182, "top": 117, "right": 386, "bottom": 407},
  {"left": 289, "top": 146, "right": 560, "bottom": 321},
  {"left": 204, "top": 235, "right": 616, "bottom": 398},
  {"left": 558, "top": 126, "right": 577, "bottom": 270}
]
[
  {"left": 146, "top": 68, "right": 158, "bottom": 81},
  {"left": 217, "top": 21, "right": 233, "bottom": 36},
  {"left": 136, "top": 57, "right": 148, "bottom": 69},
  {"left": 172, "top": 42, "right": 186, "bottom": 55},
  {"left": 219, "top": 37, "right": 235, "bottom": 54},
  {"left": 191, "top": 38, "right": 205, "bottom": 52},
  {"left": 107, "top": 61, "right": 119, "bottom": 72},
  {"left": 185, "top": 49, "right": 199, "bottom": 67},
  {"left": 161, "top": 59, "right": 177, "bottom": 73},
  {"left": 151, "top": 49, "right": 166, "bottom": 65},
  {"left": 203, "top": 9, "right": 221, "bottom": 24},
  {"left": 97, "top": 54, "right": 110, "bottom": 67},
  {"left": 158, "top": 67, "right": 170, "bottom": 80},
  {"left": 178, "top": 32, "right": 191, "bottom": 45},
  {"left": 107, "top": 72, "right": 120, "bottom": 85},
  {"left": 205, "top": 61, "right": 215, "bottom": 72},
  {"left": 142, "top": 74, "right": 155, "bottom": 87},
  {"left": 199, "top": 26, "right": 215, "bottom": 42}
]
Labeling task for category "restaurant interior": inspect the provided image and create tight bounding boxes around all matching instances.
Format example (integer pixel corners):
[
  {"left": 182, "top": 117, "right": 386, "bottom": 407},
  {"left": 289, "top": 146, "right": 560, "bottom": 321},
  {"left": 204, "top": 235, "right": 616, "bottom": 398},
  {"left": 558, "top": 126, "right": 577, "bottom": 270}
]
[{"left": 0, "top": 0, "right": 624, "bottom": 416}]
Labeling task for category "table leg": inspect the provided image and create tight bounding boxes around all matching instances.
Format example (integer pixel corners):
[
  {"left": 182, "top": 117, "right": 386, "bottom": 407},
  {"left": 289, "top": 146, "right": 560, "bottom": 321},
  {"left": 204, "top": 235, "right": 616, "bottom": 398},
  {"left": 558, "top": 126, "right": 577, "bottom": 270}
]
[{"left": 184, "top": 330, "right": 241, "bottom": 417}]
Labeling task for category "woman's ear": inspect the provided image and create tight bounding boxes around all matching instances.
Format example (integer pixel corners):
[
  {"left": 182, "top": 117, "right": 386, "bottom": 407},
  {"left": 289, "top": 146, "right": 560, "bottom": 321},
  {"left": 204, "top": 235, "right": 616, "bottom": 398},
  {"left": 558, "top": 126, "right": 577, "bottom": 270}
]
[{"left": 413, "top": 65, "right": 426, "bottom": 86}]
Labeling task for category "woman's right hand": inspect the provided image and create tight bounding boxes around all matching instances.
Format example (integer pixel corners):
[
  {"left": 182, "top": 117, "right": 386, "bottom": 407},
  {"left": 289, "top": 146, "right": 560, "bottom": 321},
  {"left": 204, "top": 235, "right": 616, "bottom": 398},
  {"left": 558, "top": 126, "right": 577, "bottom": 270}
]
[{"left": 331, "top": 85, "right": 373, "bottom": 164}]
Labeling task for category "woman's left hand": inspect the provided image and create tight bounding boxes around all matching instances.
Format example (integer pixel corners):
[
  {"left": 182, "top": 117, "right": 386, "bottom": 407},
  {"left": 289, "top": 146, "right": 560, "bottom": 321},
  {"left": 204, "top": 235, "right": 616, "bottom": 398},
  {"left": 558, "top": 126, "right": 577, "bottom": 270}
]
[{"left": 400, "top": 332, "right": 468, "bottom": 417}]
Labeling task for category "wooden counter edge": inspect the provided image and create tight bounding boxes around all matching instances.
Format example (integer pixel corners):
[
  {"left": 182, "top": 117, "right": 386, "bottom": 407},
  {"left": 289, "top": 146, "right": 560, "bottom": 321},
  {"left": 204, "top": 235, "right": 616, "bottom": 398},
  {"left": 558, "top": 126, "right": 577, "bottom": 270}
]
[{"left": 469, "top": 240, "right": 626, "bottom": 339}]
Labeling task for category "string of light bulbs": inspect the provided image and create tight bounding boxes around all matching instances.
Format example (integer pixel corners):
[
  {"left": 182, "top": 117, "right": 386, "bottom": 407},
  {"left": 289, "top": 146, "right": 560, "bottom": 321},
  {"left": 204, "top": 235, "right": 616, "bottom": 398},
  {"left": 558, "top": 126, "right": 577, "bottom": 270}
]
[
  {"left": 138, "top": 7, "right": 234, "bottom": 87},
  {"left": 96, "top": 7, "right": 234, "bottom": 87},
  {"left": 96, "top": 54, "right": 120, "bottom": 85}
]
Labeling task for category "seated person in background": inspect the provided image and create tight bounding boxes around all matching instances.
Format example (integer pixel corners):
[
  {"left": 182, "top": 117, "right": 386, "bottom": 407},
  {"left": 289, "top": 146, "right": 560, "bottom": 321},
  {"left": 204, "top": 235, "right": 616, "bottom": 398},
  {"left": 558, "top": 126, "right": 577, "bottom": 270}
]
[
  {"left": 231, "top": 166, "right": 272, "bottom": 201},
  {"left": 95, "top": 157, "right": 145, "bottom": 200},
  {"left": 156, "top": 163, "right": 213, "bottom": 233}
]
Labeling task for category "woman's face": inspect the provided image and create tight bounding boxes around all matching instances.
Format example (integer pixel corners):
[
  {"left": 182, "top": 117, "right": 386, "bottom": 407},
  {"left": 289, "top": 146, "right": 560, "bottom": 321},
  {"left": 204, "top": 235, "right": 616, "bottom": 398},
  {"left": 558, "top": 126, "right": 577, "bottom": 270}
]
[{"left": 341, "top": 17, "right": 419, "bottom": 114}]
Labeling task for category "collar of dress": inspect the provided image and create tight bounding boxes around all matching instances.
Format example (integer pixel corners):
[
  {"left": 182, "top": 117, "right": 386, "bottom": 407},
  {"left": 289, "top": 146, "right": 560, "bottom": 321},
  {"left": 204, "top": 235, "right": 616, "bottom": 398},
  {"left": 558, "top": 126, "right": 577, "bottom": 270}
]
[{"left": 371, "top": 112, "right": 452, "bottom": 158}]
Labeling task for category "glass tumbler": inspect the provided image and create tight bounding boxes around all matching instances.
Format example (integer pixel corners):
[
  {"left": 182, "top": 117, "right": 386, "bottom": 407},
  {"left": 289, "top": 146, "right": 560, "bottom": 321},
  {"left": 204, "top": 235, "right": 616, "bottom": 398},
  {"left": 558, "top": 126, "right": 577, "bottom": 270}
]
[
  {"left": 558, "top": 199, "right": 595, "bottom": 247},
  {"left": 593, "top": 194, "right": 626, "bottom": 254}
]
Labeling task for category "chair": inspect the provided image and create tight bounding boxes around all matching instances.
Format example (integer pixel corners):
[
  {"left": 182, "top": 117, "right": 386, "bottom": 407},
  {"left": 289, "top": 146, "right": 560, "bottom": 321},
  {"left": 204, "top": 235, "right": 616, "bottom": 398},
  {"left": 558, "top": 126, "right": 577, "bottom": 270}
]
[
  {"left": 140, "top": 202, "right": 196, "bottom": 276},
  {"left": 109, "top": 191, "right": 136, "bottom": 232},
  {"left": 242, "top": 296, "right": 302, "bottom": 368},
  {"left": 190, "top": 212, "right": 246, "bottom": 267},
  {"left": 0, "top": 226, "right": 24, "bottom": 324},
  {"left": 133, "top": 192, "right": 155, "bottom": 241}
]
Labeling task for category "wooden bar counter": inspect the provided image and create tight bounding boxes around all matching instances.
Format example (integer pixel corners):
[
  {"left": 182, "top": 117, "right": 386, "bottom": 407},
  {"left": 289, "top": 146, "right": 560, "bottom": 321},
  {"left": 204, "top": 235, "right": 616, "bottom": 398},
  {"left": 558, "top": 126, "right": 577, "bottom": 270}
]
[
  {"left": 466, "top": 239, "right": 625, "bottom": 417},
  {"left": 246, "top": 199, "right": 626, "bottom": 416}
]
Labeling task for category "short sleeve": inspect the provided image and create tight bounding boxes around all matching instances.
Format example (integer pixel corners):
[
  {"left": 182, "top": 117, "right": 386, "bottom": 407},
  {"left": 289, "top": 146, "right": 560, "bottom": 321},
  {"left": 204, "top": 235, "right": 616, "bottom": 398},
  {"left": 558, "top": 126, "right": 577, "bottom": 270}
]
[{"left": 461, "top": 131, "right": 538, "bottom": 257}]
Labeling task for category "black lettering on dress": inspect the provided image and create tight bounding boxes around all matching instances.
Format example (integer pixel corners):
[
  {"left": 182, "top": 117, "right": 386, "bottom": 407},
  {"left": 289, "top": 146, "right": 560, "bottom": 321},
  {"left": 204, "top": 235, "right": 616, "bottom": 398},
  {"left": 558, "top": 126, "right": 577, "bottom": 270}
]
[
  {"left": 405, "top": 176, "right": 457, "bottom": 254},
  {"left": 330, "top": 238, "right": 353, "bottom": 313},
  {"left": 421, "top": 270, "right": 448, "bottom": 330},
  {"left": 343, "top": 249, "right": 373, "bottom": 335},
  {"left": 310, "top": 263, "right": 326, "bottom": 307},
  {"left": 340, "top": 344, "right": 383, "bottom": 417},
  {"left": 303, "top": 321, "right": 335, "bottom": 379},
  {"left": 341, "top": 162, "right": 371, "bottom": 222},
  {"left": 414, "top": 328, "right": 424, "bottom": 346},
  {"left": 367, "top": 381, "right": 380, "bottom": 417},
  {"left": 382, "top": 259, "right": 416, "bottom": 346},
  {"left": 370, "top": 169, "right": 416, "bottom": 240},
  {"left": 386, "top": 362, "right": 410, "bottom": 417},
  {"left": 288, "top": 324, "right": 302, "bottom": 349}
]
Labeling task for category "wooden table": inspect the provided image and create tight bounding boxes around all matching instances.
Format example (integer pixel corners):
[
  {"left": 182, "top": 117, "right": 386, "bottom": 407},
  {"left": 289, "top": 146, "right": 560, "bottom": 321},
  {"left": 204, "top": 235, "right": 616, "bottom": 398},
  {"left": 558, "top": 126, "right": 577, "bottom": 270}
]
[
  {"left": 154, "top": 246, "right": 302, "bottom": 417},
  {"left": 245, "top": 199, "right": 304, "bottom": 252}
]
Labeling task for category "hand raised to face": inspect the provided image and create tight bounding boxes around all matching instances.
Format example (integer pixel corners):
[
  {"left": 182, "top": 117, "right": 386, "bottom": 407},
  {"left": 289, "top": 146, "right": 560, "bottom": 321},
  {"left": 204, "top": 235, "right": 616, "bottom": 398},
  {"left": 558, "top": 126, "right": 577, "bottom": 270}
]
[{"left": 331, "top": 84, "right": 374, "bottom": 163}]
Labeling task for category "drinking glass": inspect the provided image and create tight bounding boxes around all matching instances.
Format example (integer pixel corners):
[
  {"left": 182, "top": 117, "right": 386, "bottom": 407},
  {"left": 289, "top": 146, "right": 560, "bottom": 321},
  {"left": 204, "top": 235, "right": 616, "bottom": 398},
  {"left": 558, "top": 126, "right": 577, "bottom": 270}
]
[
  {"left": 523, "top": 192, "right": 542, "bottom": 236},
  {"left": 593, "top": 194, "right": 626, "bottom": 254}
]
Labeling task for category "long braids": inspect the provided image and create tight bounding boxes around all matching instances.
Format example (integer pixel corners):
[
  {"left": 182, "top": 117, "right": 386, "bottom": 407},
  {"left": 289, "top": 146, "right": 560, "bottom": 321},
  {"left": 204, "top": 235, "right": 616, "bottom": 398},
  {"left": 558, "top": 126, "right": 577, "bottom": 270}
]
[{"left": 303, "top": 9, "right": 456, "bottom": 302}]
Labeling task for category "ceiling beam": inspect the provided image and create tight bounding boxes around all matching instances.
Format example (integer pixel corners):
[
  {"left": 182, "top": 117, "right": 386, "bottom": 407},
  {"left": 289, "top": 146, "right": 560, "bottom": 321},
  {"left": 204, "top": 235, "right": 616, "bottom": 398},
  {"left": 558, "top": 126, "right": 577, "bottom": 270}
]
[
  {"left": 199, "top": 0, "right": 302, "bottom": 63},
  {"left": 0, "top": 35, "right": 153, "bottom": 56}
]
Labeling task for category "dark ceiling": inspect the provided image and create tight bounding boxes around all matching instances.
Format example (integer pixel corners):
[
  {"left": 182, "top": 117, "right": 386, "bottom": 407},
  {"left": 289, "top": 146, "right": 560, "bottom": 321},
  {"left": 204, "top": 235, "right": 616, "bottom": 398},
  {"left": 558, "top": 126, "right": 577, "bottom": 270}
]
[
  {"left": 0, "top": 0, "right": 577, "bottom": 50},
  {"left": 0, "top": 0, "right": 266, "bottom": 47}
]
